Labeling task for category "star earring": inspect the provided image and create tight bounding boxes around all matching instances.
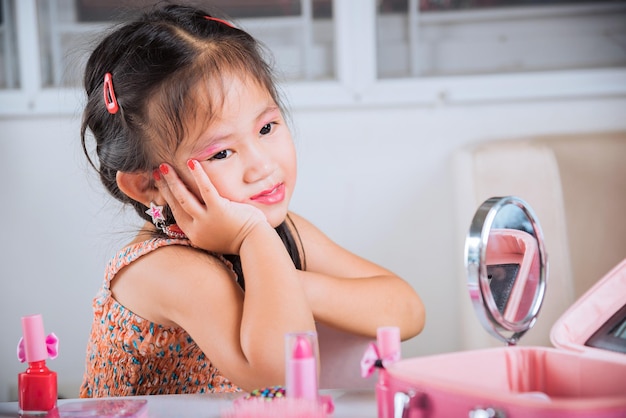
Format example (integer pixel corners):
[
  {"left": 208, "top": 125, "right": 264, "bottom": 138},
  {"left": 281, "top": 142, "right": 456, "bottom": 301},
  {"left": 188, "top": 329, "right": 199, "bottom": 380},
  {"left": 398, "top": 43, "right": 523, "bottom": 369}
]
[
  {"left": 145, "top": 202, "right": 166, "bottom": 227},
  {"left": 145, "top": 202, "right": 187, "bottom": 240}
]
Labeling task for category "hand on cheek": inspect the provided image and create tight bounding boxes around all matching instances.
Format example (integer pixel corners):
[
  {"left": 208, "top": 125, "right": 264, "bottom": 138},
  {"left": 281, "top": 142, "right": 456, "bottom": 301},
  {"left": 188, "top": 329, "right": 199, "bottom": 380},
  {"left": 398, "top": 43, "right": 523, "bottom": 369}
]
[{"left": 154, "top": 160, "right": 267, "bottom": 255}]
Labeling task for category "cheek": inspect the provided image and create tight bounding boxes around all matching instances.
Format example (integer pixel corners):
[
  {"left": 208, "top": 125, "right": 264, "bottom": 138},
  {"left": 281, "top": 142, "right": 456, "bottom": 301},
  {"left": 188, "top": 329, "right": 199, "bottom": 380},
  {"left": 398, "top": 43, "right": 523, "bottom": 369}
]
[
  {"left": 201, "top": 166, "right": 242, "bottom": 201},
  {"left": 286, "top": 158, "right": 297, "bottom": 186},
  {"left": 211, "top": 179, "right": 239, "bottom": 201},
  {"left": 280, "top": 142, "right": 298, "bottom": 183}
]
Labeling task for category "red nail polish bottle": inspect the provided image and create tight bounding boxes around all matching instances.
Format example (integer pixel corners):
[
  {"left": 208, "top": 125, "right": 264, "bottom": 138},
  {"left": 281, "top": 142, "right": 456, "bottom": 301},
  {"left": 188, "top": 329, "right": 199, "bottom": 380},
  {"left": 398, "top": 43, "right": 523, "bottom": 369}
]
[{"left": 17, "top": 314, "right": 58, "bottom": 415}]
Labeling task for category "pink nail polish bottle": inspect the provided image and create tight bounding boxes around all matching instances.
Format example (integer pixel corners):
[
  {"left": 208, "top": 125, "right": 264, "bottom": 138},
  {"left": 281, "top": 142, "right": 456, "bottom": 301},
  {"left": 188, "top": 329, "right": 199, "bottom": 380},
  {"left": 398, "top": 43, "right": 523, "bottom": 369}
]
[
  {"left": 376, "top": 326, "right": 400, "bottom": 418},
  {"left": 285, "top": 331, "right": 319, "bottom": 401},
  {"left": 18, "top": 314, "right": 58, "bottom": 415}
]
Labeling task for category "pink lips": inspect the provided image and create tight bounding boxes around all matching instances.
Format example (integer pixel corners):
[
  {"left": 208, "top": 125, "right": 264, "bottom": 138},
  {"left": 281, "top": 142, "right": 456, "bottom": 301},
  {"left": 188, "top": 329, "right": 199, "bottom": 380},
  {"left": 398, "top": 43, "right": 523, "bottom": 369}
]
[{"left": 250, "top": 183, "right": 285, "bottom": 204}]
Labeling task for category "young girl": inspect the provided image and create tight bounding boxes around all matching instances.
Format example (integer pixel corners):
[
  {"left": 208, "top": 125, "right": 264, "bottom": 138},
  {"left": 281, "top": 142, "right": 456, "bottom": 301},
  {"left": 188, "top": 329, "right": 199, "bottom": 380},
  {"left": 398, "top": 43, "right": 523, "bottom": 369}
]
[{"left": 79, "top": 3, "right": 424, "bottom": 397}]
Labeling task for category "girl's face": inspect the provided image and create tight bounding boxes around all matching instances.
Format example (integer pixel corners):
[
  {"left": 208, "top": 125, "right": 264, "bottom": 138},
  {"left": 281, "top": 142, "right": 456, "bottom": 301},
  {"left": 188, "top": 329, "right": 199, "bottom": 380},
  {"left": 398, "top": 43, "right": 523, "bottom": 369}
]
[{"left": 172, "top": 75, "right": 297, "bottom": 228}]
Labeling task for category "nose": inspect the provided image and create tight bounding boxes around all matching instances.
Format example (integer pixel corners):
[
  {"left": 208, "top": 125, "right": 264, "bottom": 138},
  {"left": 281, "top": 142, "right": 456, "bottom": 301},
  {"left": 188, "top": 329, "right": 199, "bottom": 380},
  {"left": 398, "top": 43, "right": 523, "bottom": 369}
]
[{"left": 242, "top": 142, "right": 275, "bottom": 183}]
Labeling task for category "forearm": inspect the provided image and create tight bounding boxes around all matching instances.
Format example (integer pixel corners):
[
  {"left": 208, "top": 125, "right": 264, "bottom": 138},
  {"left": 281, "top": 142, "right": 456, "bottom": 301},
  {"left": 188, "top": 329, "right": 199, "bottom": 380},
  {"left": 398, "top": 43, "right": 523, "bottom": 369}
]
[
  {"left": 301, "top": 270, "right": 425, "bottom": 340},
  {"left": 237, "top": 223, "right": 316, "bottom": 386}
]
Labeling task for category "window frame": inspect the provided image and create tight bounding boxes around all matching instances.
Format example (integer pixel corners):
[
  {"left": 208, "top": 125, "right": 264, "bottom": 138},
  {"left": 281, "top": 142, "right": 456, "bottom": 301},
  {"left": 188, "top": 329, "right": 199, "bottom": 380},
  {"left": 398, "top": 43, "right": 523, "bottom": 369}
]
[{"left": 0, "top": 0, "right": 625, "bottom": 117}]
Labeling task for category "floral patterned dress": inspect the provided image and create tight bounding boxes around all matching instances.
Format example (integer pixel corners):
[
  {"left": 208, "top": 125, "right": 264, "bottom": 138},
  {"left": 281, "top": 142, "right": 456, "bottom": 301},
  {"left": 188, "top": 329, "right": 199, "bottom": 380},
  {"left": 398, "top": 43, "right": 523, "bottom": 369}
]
[{"left": 80, "top": 238, "right": 241, "bottom": 397}]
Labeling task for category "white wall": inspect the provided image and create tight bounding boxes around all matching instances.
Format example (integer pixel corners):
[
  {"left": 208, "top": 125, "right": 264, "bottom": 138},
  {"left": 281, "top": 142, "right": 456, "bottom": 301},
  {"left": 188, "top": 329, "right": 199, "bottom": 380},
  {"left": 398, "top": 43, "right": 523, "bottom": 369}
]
[{"left": 1, "top": 92, "right": 625, "bottom": 402}]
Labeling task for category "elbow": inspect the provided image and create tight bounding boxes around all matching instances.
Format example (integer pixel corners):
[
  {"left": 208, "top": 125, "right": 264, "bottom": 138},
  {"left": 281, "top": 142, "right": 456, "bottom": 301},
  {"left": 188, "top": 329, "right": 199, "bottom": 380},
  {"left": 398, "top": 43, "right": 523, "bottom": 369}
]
[
  {"left": 375, "top": 283, "right": 426, "bottom": 341},
  {"left": 399, "top": 292, "right": 426, "bottom": 341}
]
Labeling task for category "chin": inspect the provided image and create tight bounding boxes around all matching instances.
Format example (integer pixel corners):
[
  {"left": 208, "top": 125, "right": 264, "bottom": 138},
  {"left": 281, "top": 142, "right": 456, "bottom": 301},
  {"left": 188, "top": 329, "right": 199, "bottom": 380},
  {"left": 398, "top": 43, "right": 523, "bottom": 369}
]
[{"left": 264, "top": 207, "right": 289, "bottom": 229}]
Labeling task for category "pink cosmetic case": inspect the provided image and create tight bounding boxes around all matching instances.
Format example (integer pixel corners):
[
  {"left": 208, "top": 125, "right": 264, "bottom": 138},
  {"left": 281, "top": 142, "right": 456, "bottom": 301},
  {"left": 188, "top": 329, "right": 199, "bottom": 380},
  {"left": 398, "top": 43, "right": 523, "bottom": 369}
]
[{"left": 378, "top": 197, "right": 626, "bottom": 418}]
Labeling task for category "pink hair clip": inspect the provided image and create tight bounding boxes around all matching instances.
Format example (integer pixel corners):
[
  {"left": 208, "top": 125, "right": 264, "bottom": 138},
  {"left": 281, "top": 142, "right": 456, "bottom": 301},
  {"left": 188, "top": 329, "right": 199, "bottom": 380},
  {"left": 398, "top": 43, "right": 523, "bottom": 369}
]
[
  {"left": 204, "top": 16, "right": 234, "bottom": 28},
  {"left": 103, "top": 72, "right": 119, "bottom": 114}
]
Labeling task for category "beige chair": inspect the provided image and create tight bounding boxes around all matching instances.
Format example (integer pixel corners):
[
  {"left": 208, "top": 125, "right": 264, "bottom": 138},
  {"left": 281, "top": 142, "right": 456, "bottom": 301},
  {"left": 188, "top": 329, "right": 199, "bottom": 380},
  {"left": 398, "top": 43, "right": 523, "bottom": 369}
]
[{"left": 454, "top": 131, "right": 626, "bottom": 349}]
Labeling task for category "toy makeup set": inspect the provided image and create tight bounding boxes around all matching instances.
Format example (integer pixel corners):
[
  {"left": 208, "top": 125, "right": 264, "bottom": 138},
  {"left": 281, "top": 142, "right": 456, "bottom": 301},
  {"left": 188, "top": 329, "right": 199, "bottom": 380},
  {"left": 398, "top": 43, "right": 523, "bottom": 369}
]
[
  {"left": 15, "top": 196, "right": 625, "bottom": 417},
  {"left": 369, "top": 196, "right": 626, "bottom": 418}
]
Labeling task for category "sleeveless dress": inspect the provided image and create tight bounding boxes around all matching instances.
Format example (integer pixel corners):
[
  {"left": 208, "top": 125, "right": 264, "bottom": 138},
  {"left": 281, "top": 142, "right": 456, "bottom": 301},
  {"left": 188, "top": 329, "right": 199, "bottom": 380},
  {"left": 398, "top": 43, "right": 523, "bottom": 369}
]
[{"left": 79, "top": 238, "right": 241, "bottom": 397}]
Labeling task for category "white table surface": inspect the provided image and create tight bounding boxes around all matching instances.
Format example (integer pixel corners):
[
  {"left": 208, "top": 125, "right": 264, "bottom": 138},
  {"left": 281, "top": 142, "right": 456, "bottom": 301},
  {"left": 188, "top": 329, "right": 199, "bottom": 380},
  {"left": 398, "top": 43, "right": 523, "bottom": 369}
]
[{"left": 0, "top": 389, "right": 377, "bottom": 418}]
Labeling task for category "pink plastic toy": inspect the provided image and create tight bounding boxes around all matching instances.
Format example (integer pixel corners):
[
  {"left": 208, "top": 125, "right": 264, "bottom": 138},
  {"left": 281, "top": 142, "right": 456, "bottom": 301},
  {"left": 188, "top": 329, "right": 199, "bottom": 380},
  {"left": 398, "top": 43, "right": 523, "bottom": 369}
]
[{"left": 17, "top": 314, "right": 58, "bottom": 414}]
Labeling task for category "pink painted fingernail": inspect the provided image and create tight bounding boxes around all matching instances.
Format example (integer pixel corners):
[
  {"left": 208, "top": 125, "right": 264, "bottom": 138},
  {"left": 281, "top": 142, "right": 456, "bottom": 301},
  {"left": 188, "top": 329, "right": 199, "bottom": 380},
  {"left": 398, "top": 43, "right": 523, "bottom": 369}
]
[
  {"left": 152, "top": 169, "right": 161, "bottom": 181},
  {"left": 187, "top": 159, "right": 196, "bottom": 171},
  {"left": 159, "top": 164, "right": 169, "bottom": 175}
]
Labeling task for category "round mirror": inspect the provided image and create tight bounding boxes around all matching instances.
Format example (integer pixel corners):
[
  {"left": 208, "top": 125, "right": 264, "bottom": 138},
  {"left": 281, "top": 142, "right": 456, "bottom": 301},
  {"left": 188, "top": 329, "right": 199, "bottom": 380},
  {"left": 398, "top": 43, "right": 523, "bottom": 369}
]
[{"left": 465, "top": 196, "right": 548, "bottom": 345}]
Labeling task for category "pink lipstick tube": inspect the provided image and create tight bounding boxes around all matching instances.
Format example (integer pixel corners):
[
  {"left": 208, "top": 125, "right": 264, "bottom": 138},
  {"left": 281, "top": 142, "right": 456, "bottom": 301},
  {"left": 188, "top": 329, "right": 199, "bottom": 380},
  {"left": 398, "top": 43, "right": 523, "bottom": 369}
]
[{"left": 285, "top": 331, "right": 319, "bottom": 401}]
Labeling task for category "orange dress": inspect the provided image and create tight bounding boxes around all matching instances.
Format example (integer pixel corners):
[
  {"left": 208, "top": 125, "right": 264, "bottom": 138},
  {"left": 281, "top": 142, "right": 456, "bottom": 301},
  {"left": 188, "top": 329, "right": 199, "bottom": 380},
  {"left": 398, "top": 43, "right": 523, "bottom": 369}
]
[{"left": 80, "top": 238, "right": 241, "bottom": 397}]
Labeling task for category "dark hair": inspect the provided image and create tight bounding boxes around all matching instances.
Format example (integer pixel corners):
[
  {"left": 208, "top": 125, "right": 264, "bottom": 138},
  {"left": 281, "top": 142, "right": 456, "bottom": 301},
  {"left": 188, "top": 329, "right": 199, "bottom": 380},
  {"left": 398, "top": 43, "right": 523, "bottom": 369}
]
[{"left": 81, "top": 4, "right": 302, "bottom": 286}]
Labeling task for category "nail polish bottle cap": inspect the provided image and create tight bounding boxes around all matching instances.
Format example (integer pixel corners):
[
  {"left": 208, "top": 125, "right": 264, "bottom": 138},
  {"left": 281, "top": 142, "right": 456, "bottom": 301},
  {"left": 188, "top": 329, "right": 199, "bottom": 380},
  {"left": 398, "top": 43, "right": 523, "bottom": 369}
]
[
  {"left": 376, "top": 326, "right": 400, "bottom": 361},
  {"left": 21, "top": 314, "right": 48, "bottom": 362}
]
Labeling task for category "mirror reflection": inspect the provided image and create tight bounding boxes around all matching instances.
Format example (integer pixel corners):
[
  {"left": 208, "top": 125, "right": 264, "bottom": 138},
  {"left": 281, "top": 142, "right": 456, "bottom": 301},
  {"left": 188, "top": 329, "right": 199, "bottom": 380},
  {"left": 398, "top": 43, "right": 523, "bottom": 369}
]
[
  {"left": 486, "top": 228, "right": 540, "bottom": 323},
  {"left": 466, "top": 196, "right": 547, "bottom": 345}
]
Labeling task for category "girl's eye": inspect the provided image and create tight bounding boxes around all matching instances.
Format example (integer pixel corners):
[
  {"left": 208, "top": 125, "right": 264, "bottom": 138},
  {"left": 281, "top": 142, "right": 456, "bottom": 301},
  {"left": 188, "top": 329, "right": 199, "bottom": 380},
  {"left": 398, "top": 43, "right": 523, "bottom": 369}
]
[
  {"left": 260, "top": 123, "right": 273, "bottom": 135},
  {"left": 210, "top": 149, "right": 232, "bottom": 160}
]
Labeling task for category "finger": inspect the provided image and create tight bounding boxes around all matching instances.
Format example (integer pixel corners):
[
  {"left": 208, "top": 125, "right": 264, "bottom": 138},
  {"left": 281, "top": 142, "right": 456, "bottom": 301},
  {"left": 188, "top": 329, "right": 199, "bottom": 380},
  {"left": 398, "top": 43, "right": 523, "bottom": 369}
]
[
  {"left": 153, "top": 167, "right": 188, "bottom": 226},
  {"left": 158, "top": 163, "right": 204, "bottom": 217},
  {"left": 186, "top": 159, "right": 221, "bottom": 205}
]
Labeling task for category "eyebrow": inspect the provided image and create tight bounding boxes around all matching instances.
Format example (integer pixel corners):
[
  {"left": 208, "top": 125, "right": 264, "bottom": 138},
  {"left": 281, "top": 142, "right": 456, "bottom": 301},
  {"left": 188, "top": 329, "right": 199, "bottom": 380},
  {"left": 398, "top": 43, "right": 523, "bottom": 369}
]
[{"left": 259, "top": 104, "right": 281, "bottom": 120}]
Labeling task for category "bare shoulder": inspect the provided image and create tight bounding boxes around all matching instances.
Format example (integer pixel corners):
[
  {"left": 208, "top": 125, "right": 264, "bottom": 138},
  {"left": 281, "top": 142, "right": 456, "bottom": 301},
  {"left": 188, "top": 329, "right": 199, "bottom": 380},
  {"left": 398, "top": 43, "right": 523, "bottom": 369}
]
[
  {"left": 111, "top": 243, "right": 241, "bottom": 327},
  {"left": 136, "top": 244, "right": 234, "bottom": 278}
]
